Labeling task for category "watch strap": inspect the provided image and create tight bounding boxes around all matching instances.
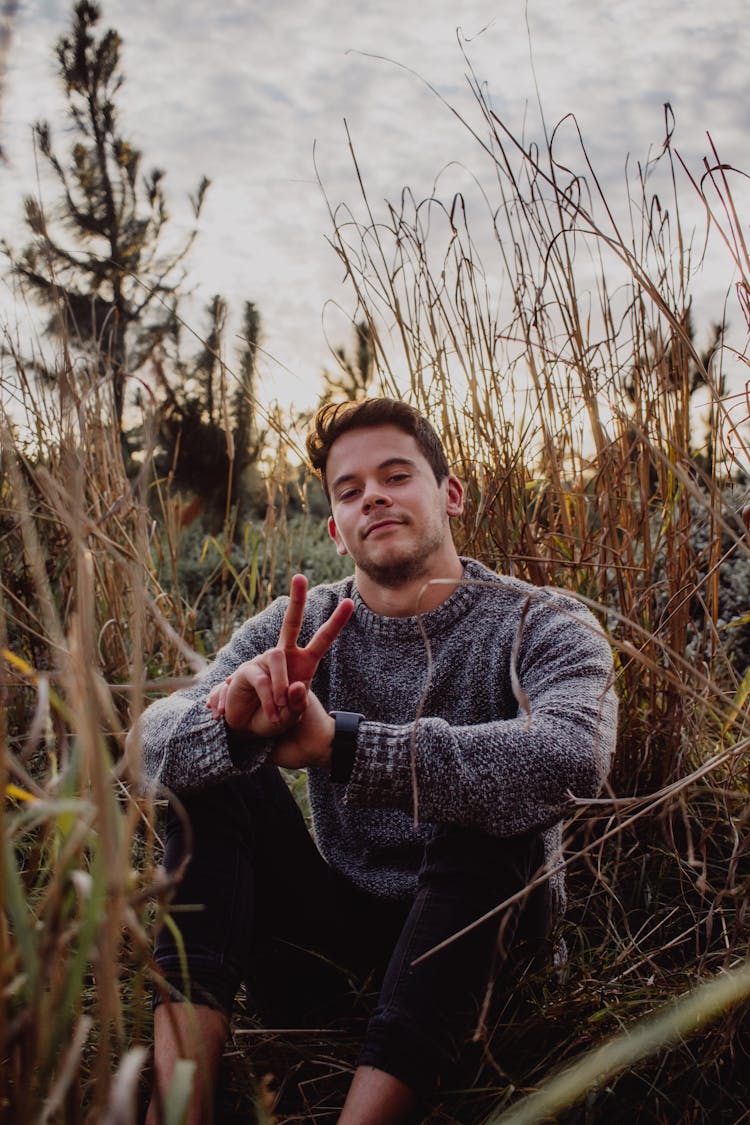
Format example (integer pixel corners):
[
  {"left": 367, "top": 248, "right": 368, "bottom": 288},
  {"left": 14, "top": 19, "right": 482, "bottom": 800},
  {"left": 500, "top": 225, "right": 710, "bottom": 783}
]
[{"left": 329, "top": 711, "right": 364, "bottom": 784}]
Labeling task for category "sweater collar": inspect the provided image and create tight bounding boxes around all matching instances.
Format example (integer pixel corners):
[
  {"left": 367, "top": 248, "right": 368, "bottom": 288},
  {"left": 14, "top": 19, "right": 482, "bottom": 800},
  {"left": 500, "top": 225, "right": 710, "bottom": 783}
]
[{"left": 348, "top": 558, "right": 495, "bottom": 638}]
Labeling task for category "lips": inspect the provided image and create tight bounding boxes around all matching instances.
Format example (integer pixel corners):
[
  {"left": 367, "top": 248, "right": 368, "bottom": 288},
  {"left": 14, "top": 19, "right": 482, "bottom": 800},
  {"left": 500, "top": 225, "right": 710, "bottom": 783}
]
[{"left": 363, "top": 518, "right": 405, "bottom": 538}]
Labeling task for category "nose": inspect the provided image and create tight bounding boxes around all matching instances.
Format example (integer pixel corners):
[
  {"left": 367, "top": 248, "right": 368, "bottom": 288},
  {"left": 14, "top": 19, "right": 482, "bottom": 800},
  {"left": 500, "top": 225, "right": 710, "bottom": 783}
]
[{"left": 361, "top": 486, "right": 391, "bottom": 513}]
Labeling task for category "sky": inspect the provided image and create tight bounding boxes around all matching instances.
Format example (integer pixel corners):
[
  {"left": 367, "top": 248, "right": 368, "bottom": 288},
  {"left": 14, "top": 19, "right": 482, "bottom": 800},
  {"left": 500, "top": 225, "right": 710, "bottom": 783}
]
[{"left": 1, "top": 0, "right": 749, "bottom": 416}]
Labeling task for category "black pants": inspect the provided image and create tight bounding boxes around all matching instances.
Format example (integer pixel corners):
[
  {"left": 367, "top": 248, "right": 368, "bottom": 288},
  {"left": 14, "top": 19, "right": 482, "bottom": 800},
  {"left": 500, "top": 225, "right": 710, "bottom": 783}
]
[{"left": 154, "top": 766, "right": 548, "bottom": 1097}]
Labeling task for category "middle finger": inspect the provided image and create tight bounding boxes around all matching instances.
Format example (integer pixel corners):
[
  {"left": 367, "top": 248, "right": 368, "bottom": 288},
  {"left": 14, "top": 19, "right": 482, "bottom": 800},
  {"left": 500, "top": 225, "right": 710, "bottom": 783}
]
[{"left": 277, "top": 574, "right": 308, "bottom": 651}]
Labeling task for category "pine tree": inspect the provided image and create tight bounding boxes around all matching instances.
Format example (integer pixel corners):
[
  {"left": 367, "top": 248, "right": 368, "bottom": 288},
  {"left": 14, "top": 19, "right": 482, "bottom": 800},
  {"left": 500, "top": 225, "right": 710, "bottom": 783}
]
[
  {"left": 153, "top": 297, "right": 266, "bottom": 524},
  {"left": 4, "top": 1, "right": 209, "bottom": 431},
  {"left": 321, "top": 319, "right": 375, "bottom": 403},
  {"left": 233, "top": 301, "right": 263, "bottom": 471}
]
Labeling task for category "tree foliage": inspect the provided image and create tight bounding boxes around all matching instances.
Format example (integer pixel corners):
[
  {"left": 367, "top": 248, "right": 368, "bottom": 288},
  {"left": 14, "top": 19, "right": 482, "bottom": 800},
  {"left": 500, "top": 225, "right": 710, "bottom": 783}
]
[
  {"left": 4, "top": 0, "right": 209, "bottom": 428},
  {"left": 321, "top": 318, "right": 375, "bottom": 403},
  {"left": 5, "top": 1, "right": 268, "bottom": 527},
  {"left": 153, "top": 297, "right": 266, "bottom": 523}
]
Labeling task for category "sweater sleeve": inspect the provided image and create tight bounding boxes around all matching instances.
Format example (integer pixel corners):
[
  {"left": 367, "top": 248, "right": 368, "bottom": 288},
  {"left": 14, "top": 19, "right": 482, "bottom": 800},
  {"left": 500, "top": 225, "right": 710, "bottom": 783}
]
[
  {"left": 342, "top": 597, "right": 617, "bottom": 837},
  {"left": 134, "top": 599, "right": 288, "bottom": 793}
]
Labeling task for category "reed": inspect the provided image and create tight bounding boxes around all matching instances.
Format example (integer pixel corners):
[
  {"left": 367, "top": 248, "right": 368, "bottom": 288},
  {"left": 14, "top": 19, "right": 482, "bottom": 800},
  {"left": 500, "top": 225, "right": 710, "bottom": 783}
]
[
  {"left": 322, "top": 78, "right": 750, "bottom": 1121},
  {"left": 2, "top": 78, "right": 750, "bottom": 1123},
  {"left": 0, "top": 356, "right": 317, "bottom": 1121}
]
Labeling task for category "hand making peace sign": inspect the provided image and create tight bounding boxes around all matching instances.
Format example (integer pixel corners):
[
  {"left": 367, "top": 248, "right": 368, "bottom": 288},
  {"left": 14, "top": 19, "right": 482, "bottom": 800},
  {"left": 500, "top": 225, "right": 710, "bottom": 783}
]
[{"left": 206, "top": 574, "right": 355, "bottom": 738}]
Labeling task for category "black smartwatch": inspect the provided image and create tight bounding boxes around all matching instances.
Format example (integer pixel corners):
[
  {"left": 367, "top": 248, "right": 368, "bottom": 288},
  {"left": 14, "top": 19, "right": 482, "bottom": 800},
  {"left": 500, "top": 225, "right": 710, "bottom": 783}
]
[{"left": 329, "top": 711, "right": 364, "bottom": 784}]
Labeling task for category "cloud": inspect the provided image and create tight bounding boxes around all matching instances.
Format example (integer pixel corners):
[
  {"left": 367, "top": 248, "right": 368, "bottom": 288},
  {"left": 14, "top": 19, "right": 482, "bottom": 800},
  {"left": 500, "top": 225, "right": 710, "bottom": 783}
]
[{"left": 3, "top": 0, "right": 748, "bottom": 409}]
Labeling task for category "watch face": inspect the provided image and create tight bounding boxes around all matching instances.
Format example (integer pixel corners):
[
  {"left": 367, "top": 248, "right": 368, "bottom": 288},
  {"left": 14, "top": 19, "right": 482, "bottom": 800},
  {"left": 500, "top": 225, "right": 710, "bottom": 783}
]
[{"left": 334, "top": 711, "right": 364, "bottom": 735}]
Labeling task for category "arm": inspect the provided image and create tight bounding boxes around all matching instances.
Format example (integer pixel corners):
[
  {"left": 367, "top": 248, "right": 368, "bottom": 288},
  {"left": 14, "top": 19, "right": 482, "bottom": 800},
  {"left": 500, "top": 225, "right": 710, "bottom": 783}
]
[
  {"left": 206, "top": 575, "right": 352, "bottom": 742},
  {"left": 132, "top": 602, "right": 286, "bottom": 794},
  {"left": 342, "top": 597, "right": 618, "bottom": 838},
  {"left": 133, "top": 577, "right": 354, "bottom": 793}
]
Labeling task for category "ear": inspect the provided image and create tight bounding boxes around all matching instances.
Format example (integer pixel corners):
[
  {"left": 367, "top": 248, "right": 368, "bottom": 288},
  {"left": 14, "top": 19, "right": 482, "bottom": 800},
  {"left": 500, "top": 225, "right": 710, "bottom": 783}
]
[
  {"left": 328, "top": 515, "right": 349, "bottom": 556},
  {"left": 445, "top": 475, "right": 464, "bottom": 518}
]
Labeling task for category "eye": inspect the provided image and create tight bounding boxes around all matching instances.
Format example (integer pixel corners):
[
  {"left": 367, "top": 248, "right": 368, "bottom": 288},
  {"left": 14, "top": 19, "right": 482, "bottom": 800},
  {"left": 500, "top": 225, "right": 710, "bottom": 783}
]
[
  {"left": 388, "top": 472, "right": 410, "bottom": 483},
  {"left": 337, "top": 487, "right": 360, "bottom": 501}
]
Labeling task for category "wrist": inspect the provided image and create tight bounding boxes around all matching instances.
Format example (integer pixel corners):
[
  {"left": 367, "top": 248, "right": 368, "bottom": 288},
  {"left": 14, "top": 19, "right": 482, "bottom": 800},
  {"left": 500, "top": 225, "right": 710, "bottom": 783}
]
[
  {"left": 320, "top": 712, "right": 336, "bottom": 766},
  {"left": 223, "top": 718, "right": 256, "bottom": 766}
]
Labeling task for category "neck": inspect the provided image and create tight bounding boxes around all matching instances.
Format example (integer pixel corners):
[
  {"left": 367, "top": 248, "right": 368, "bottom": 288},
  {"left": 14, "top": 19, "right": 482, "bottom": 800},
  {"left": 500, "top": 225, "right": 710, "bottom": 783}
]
[{"left": 355, "top": 550, "right": 465, "bottom": 617}]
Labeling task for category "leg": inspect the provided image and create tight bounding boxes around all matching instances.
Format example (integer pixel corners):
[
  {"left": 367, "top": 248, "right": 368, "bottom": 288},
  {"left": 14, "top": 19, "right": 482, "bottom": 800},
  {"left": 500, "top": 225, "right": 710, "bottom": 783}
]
[
  {"left": 149, "top": 765, "right": 363, "bottom": 1123},
  {"left": 146, "top": 1002, "right": 228, "bottom": 1125},
  {"left": 339, "top": 1067, "right": 418, "bottom": 1125},
  {"left": 348, "top": 825, "right": 548, "bottom": 1119}
]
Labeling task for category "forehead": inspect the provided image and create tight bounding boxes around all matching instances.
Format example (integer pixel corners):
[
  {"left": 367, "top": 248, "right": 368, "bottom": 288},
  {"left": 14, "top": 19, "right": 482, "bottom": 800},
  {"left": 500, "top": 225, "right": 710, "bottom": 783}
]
[{"left": 327, "top": 424, "right": 427, "bottom": 478}]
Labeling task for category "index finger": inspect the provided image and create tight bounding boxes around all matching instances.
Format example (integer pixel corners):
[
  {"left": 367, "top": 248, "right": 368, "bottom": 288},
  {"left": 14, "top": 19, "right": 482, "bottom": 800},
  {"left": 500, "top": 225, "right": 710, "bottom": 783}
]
[
  {"left": 304, "top": 598, "right": 355, "bottom": 662},
  {"left": 278, "top": 574, "right": 308, "bottom": 650}
]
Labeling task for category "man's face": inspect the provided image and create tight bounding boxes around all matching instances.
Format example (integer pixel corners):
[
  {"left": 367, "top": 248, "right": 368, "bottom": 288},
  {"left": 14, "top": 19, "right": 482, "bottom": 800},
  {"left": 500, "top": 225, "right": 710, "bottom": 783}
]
[{"left": 326, "top": 424, "right": 463, "bottom": 588}]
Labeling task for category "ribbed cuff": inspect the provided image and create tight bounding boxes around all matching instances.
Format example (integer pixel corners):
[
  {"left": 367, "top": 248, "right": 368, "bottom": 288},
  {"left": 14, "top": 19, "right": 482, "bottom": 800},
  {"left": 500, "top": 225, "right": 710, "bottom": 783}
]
[{"left": 345, "top": 721, "right": 414, "bottom": 806}]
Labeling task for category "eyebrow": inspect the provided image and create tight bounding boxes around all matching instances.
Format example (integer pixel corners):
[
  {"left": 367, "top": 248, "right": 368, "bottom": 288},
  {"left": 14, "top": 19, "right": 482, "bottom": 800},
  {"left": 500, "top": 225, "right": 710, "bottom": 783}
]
[{"left": 330, "top": 457, "right": 418, "bottom": 494}]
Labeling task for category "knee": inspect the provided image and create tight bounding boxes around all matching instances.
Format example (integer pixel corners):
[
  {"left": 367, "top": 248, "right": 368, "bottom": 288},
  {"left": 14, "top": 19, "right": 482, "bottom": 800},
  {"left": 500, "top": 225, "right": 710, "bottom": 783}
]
[{"left": 161, "top": 764, "right": 291, "bottom": 865}]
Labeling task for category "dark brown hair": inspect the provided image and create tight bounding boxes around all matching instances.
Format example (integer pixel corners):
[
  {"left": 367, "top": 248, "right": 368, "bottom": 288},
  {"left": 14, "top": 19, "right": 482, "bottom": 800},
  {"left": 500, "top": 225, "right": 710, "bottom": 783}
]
[{"left": 306, "top": 398, "right": 450, "bottom": 500}]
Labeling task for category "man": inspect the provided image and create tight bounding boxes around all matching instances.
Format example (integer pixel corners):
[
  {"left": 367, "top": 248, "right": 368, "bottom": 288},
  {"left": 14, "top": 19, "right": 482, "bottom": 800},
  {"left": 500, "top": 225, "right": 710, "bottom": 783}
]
[{"left": 138, "top": 398, "right": 618, "bottom": 1124}]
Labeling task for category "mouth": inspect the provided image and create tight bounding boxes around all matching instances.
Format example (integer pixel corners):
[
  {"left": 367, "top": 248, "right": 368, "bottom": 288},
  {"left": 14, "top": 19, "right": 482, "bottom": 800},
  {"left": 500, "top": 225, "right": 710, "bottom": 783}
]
[{"left": 363, "top": 518, "right": 405, "bottom": 539}]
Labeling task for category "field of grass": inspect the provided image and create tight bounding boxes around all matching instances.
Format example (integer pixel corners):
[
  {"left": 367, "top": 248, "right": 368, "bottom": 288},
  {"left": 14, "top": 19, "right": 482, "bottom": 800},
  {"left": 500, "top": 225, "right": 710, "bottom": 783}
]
[{"left": 2, "top": 88, "right": 750, "bottom": 1123}]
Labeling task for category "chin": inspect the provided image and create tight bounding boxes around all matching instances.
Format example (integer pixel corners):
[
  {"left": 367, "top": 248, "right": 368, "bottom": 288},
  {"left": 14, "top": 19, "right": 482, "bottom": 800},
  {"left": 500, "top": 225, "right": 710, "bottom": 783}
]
[{"left": 356, "top": 552, "right": 431, "bottom": 588}]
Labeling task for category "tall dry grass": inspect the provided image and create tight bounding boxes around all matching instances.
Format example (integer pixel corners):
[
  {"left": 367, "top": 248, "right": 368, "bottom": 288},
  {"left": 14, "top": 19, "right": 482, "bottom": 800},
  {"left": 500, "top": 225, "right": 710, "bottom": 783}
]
[
  {"left": 322, "top": 82, "right": 750, "bottom": 1120},
  {"left": 1, "top": 85, "right": 750, "bottom": 1124},
  {"left": 0, "top": 357, "right": 315, "bottom": 1121},
  {"left": 1, "top": 360, "right": 185, "bottom": 1122}
]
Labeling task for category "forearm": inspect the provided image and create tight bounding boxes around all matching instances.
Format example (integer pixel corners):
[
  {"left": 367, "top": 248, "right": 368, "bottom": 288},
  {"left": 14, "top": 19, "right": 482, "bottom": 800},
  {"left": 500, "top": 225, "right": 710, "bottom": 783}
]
[
  {"left": 132, "top": 604, "right": 287, "bottom": 793},
  {"left": 134, "top": 689, "right": 272, "bottom": 793},
  {"left": 344, "top": 693, "right": 617, "bottom": 837}
]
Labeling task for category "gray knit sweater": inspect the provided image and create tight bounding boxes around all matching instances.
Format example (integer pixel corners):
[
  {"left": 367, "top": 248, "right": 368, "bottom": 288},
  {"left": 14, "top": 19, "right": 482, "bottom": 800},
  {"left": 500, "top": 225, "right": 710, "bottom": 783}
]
[{"left": 139, "top": 559, "right": 618, "bottom": 915}]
